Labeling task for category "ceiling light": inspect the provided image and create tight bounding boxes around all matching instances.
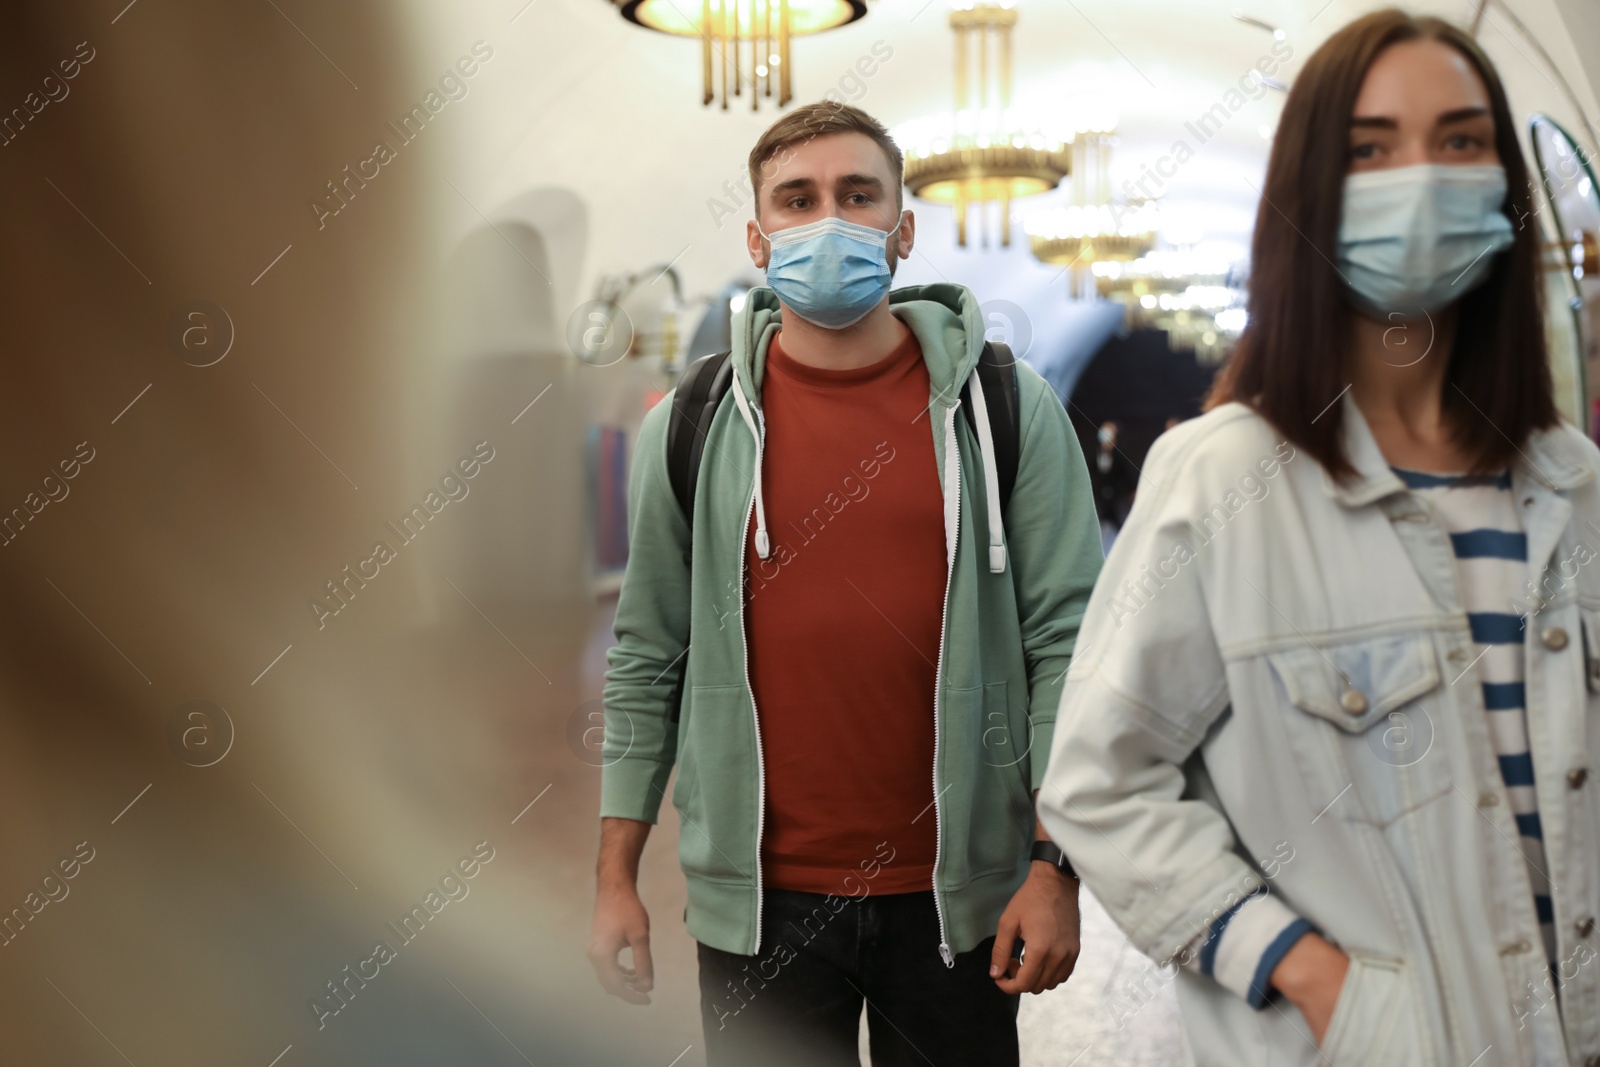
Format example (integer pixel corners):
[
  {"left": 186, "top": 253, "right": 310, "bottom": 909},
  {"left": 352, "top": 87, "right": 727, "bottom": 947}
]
[
  {"left": 895, "top": 2, "right": 1070, "bottom": 248},
  {"left": 615, "top": 0, "right": 866, "bottom": 110}
]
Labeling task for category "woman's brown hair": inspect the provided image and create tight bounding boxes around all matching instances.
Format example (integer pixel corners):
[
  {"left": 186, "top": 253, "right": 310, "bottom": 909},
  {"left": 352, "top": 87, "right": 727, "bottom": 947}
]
[{"left": 1207, "top": 9, "right": 1556, "bottom": 478}]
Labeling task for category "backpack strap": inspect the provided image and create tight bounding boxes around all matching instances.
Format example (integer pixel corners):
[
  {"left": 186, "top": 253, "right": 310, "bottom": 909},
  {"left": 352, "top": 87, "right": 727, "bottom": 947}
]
[
  {"left": 664, "top": 351, "right": 733, "bottom": 725},
  {"left": 666, "top": 350, "right": 735, "bottom": 522},
  {"left": 959, "top": 341, "right": 1021, "bottom": 512}
]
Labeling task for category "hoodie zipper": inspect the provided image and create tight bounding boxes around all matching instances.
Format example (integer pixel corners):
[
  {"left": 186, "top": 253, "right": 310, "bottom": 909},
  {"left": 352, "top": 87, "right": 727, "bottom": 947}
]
[
  {"left": 735, "top": 344, "right": 960, "bottom": 964},
  {"left": 738, "top": 396, "right": 768, "bottom": 953},
  {"left": 931, "top": 400, "right": 961, "bottom": 968}
]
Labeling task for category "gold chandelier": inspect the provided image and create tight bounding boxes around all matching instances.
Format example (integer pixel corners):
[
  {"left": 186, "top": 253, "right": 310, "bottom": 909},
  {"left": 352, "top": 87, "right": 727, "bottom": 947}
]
[
  {"left": 616, "top": 0, "right": 866, "bottom": 110},
  {"left": 896, "top": 2, "right": 1070, "bottom": 248},
  {"left": 1091, "top": 249, "right": 1248, "bottom": 363},
  {"left": 1025, "top": 200, "right": 1160, "bottom": 267},
  {"left": 1025, "top": 105, "right": 1157, "bottom": 269},
  {"left": 1090, "top": 248, "right": 1230, "bottom": 301}
]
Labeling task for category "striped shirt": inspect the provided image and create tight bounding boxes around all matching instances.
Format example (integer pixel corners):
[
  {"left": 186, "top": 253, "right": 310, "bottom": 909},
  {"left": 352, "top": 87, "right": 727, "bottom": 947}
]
[{"left": 1395, "top": 467, "right": 1556, "bottom": 965}]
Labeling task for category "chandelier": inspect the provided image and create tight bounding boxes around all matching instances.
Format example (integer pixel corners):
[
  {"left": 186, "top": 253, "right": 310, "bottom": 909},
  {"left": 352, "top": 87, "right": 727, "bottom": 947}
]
[
  {"left": 895, "top": 2, "right": 1071, "bottom": 248},
  {"left": 1090, "top": 247, "right": 1230, "bottom": 298},
  {"left": 614, "top": 0, "right": 866, "bottom": 110},
  {"left": 1025, "top": 200, "right": 1160, "bottom": 266},
  {"left": 1020, "top": 97, "right": 1160, "bottom": 289},
  {"left": 1091, "top": 248, "right": 1248, "bottom": 363}
]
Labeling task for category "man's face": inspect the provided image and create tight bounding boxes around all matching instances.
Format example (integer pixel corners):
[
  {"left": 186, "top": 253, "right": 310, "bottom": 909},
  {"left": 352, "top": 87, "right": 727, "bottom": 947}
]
[{"left": 745, "top": 131, "right": 914, "bottom": 272}]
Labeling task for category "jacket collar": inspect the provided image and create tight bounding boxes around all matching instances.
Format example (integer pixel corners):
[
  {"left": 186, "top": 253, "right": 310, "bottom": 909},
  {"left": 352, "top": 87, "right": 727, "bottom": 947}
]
[{"left": 1324, "top": 392, "right": 1593, "bottom": 507}]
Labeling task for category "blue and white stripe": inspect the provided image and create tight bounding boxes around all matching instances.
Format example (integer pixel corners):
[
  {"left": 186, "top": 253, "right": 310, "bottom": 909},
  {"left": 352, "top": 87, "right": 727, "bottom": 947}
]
[
  {"left": 1395, "top": 467, "right": 1555, "bottom": 964},
  {"left": 1179, "top": 888, "right": 1313, "bottom": 1008}
]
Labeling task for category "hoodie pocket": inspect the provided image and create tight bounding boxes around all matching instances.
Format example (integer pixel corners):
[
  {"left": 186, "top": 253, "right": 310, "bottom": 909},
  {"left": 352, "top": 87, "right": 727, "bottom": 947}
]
[
  {"left": 1266, "top": 633, "right": 1449, "bottom": 827},
  {"left": 672, "top": 684, "right": 757, "bottom": 885},
  {"left": 980, "top": 680, "right": 1034, "bottom": 814},
  {"left": 945, "top": 681, "right": 1034, "bottom": 882}
]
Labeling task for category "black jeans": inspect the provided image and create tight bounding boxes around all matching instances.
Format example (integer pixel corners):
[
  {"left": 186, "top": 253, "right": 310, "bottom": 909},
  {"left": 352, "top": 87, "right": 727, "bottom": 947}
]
[{"left": 697, "top": 888, "right": 1019, "bottom": 1067}]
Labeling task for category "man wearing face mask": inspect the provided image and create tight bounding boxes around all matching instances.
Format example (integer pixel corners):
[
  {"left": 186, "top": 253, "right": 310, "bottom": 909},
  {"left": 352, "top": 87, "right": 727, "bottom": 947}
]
[{"left": 590, "top": 103, "right": 1104, "bottom": 1066}]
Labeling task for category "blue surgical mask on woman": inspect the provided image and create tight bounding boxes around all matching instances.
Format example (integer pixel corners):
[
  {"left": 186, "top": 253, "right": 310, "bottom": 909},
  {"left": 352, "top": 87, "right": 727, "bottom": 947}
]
[
  {"left": 1336, "top": 163, "right": 1514, "bottom": 317},
  {"left": 758, "top": 214, "right": 903, "bottom": 329}
]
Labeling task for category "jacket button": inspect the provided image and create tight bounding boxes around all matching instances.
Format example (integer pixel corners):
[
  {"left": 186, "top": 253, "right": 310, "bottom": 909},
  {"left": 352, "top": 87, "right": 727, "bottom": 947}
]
[
  {"left": 1542, "top": 627, "right": 1569, "bottom": 651},
  {"left": 1577, "top": 915, "right": 1596, "bottom": 938},
  {"left": 1571, "top": 767, "right": 1590, "bottom": 790},
  {"left": 1449, "top": 648, "right": 1472, "bottom": 664},
  {"left": 1479, "top": 791, "right": 1501, "bottom": 808},
  {"left": 1340, "top": 688, "right": 1368, "bottom": 715},
  {"left": 1502, "top": 940, "right": 1532, "bottom": 955}
]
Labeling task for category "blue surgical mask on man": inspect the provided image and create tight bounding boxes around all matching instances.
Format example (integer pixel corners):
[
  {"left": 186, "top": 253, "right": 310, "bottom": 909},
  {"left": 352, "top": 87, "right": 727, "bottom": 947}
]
[
  {"left": 758, "top": 214, "right": 904, "bottom": 329},
  {"left": 1336, "top": 163, "right": 1514, "bottom": 317}
]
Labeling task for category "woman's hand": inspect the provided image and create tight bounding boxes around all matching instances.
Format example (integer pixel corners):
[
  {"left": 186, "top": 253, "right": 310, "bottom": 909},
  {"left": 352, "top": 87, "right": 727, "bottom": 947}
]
[{"left": 1269, "top": 933, "right": 1351, "bottom": 1046}]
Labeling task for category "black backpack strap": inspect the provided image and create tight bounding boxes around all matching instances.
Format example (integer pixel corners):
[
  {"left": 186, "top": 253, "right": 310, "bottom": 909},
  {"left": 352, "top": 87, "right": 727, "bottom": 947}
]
[
  {"left": 959, "top": 341, "right": 1021, "bottom": 511},
  {"left": 666, "top": 350, "right": 735, "bottom": 523},
  {"left": 663, "top": 351, "right": 733, "bottom": 725}
]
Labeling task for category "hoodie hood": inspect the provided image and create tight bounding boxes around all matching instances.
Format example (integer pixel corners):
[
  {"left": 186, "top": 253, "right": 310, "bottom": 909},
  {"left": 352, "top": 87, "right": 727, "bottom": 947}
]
[
  {"left": 728, "top": 282, "right": 990, "bottom": 410},
  {"left": 723, "top": 282, "right": 1009, "bottom": 577}
]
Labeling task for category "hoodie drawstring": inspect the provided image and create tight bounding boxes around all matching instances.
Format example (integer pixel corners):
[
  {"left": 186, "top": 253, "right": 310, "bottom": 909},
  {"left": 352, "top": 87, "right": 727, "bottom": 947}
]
[
  {"left": 726, "top": 347, "right": 1005, "bottom": 575},
  {"left": 964, "top": 367, "right": 1008, "bottom": 574},
  {"left": 729, "top": 369, "right": 771, "bottom": 559}
]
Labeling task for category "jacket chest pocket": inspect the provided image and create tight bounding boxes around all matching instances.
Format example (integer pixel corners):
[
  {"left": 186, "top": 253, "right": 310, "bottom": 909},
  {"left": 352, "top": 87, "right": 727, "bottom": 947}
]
[{"left": 1266, "top": 633, "right": 1450, "bottom": 827}]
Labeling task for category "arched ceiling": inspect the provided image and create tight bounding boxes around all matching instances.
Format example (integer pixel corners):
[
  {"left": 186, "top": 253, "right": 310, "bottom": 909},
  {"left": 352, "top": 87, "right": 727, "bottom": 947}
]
[{"left": 410, "top": 0, "right": 1600, "bottom": 334}]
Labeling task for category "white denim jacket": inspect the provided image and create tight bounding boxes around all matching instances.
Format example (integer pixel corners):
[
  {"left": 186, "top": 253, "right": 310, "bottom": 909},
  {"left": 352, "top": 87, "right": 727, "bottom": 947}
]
[{"left": 1039, "top": 397, "right": 1600, "bottom": 1067}]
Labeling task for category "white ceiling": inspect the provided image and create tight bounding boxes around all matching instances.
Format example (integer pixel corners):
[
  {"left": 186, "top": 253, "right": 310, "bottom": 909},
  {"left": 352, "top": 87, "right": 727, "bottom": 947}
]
[{"left": 406, "top": 0, "right": 1600, "bottom": 345}]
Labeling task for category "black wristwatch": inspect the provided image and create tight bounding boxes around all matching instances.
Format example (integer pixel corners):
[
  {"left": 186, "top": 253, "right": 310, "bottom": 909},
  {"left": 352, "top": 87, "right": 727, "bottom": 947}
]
[{"left": 1030, "top": 840, "right": 1078, "bottom": 880}]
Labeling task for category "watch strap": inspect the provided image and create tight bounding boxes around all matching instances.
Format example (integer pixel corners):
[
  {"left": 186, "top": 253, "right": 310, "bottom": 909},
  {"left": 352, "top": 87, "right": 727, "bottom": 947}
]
[{"left": 1030, "top": 840, "right": 1078, "bottom": 880}]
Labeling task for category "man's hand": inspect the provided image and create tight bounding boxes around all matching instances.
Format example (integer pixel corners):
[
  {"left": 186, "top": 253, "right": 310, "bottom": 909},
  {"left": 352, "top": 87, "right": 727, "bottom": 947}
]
[
  {"left": 1269, "top": 932, "right": 1350, "bottom": 1046},
  {"left": 988, "top": 862, "right": 1081, "bottom": 994},
  {"left": 589, "top": 884, "right": 655, "bottom": 1004},
  {"left": 589, "top": 817, "right": 655, "bottom": 1004}
]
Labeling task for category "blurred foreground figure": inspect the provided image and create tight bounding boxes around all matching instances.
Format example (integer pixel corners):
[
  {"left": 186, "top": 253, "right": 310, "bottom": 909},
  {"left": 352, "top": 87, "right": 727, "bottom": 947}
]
[{"left": 0, "top": 4, "right": 629, "bottom": 1064}]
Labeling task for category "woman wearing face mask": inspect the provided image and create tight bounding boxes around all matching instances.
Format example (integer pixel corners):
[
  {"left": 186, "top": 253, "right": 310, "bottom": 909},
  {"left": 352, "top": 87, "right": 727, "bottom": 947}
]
[{"left": 1039, "top": 10, "right": 1600, "bottom": 1066}]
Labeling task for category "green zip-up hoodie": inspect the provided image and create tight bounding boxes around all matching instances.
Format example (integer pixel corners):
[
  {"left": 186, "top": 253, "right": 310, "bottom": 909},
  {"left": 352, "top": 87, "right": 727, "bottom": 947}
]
[{"left": 601, "top": 282, "right": 1102, "bottom": 961}]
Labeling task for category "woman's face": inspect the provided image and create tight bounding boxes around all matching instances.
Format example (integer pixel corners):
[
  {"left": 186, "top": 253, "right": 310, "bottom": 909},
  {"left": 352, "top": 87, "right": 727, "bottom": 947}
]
[{"left": 1347, "top": 39, "right": 1499, "bottom": 175}]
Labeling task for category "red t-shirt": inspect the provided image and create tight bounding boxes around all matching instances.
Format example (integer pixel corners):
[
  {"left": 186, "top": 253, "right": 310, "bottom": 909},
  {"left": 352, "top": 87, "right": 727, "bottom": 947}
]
[{"left": 744, "top": 328, "right": 945, "bottom": 896}]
